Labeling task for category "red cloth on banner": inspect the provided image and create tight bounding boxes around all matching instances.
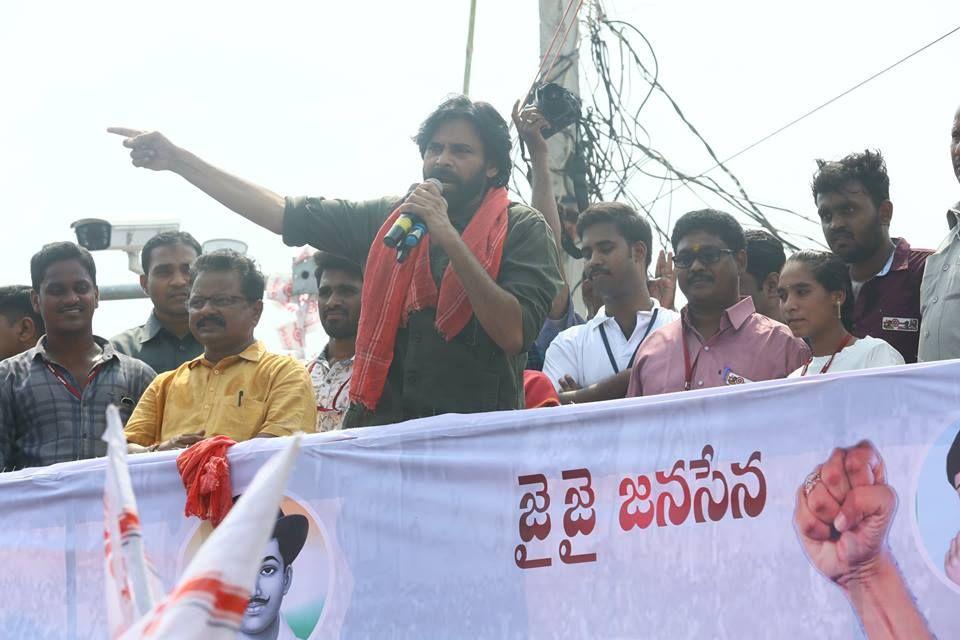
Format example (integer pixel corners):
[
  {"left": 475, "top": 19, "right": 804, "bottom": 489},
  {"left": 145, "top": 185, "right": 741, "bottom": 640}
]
[
  {"left": 351, "top": 186, "right": 510, "bottom": 412},
  {"left": 523, "top": 370, "right": 561, "bottom": 408},
  {"left": 176, "top": 436, "right": 237, "bottom": 527}
]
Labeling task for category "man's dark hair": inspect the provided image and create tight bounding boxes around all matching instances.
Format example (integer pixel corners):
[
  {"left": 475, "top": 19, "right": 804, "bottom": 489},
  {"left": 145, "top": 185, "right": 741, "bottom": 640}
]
[
  {"left": 784, "top": 251, "right": 855, "bottom": 332},
  {"left": 272, "top": 512, "right": 308, "bottom": 568},
  {"left": 745, "top": 229, "right": 786, "bottom": 283},
  {"left": 670, "top": 209, "right": 746, "bottom": 253},
  {"left": 30, "top": 242, "right": 97, "bottom": 291},
  {"left": 947, "top": 428, "right": 960, "bottom": 489},
  {"left": 190, "top": 250, "right": 265, "bottom": 301},
  {"left": 811, "top": 149, "right": 890, "bottom": 209},
  {"left": 141, "top": 231, "right": 202, "bottom": 274},
  {"left": 576, "top": 202, "right": 654, "bottom": 269},
  {"left": 414, "top": 95, "right": 512, "bottom": 188},
  {"left": 0, "top": 285, "right": 44, "bottom": 334},
  {"left": 313, "top": 252, "right": 362, "bottom": 284}
]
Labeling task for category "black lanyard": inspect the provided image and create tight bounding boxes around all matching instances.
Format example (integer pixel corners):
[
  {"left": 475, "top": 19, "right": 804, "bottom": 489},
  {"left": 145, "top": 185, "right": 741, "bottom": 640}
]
[{"left": 598, "top": 308, "right": 660, "bottom": 374}]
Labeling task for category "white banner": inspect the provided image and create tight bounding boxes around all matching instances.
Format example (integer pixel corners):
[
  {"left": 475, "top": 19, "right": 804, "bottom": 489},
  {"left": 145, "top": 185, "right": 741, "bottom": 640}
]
[{"left": 2, "top": 362, "right": 960, "bottom": 638}]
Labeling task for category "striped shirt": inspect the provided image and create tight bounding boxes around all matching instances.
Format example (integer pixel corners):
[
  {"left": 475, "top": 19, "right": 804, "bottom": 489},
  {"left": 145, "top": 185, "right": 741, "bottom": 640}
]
[{"left": 0, "top": 336, "right": 156, "bottom": 471}]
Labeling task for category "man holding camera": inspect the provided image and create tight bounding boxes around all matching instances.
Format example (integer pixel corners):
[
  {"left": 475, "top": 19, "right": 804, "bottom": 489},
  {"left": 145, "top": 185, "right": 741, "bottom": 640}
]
[{"left": 110, "top": 96, "right": 561, "bottom": 427}]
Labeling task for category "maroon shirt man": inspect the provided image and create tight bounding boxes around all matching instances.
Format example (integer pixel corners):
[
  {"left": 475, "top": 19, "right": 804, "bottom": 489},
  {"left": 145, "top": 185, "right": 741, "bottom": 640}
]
[{"left": 812, "top": 150, "right": 932, "bottom": 363}]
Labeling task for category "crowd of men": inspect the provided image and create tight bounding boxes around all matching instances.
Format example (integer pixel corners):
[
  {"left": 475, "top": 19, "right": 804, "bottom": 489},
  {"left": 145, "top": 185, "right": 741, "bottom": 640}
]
[{"left": 0, "top": 96, "right": 957, "bottom": 473}]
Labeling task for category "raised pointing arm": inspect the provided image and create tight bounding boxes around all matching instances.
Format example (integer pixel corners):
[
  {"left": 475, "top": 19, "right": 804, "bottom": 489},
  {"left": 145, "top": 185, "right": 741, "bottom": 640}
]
[{"left": 108, "top": 127, "right": 286, "bottom": 234}]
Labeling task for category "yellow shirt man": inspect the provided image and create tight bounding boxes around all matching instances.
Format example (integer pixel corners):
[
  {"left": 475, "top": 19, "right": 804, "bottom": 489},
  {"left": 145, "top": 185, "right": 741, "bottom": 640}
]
[{"left": 124, "top": 341, "right": 315, "bottom": 446}]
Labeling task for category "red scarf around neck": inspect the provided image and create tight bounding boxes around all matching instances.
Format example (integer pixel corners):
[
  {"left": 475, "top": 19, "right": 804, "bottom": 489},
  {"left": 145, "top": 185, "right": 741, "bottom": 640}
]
[{"left": 350, "top": 186, "right": 510, "bottom": 412}]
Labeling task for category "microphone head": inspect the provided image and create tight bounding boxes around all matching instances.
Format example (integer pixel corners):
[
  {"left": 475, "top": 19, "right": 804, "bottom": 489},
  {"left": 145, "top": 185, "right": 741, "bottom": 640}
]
[{"left": 424, "top": 177, "right": 445, "bottom": 193}]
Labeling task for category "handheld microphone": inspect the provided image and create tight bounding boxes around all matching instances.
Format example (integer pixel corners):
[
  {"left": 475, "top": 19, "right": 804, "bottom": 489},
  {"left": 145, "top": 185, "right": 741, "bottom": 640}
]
[
  {"left": 396, "top": 243, "right": 413, "bottom": 264},
  {"left": 383, "top": 215, "right": 415, "bottom": 248},
  {"left": 403, "top": 222, "right": 428, "bottom": 247},
  {"left": 382, "top": 178, "right": 444, "bottom": 249}
]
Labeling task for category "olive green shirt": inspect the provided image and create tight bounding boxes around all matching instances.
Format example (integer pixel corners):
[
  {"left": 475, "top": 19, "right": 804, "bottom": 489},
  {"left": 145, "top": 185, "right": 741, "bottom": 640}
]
[
  {"left": 111, "top": 313, "right": 204, "bottom": 374},
  {"left": 283, "top": 194, "right": 562, "bottom": 427}
]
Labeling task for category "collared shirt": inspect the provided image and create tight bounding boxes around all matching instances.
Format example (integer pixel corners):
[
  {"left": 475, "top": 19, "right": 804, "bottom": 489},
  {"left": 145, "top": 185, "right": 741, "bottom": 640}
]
[
  {"left": 124, "top": 341, "right": 316, "bottom": 446},
  {"left": 627, "top": 297, "right": 809, "bottom": 397},
  {"left": 542, "top": 300, "right": 679, "bottom": 391},
  {"left": 0, "top": 336, "right": 156, "bottom": 471},
  {"left": 308, "top": 346, "right": 354, "bottom": 432},
  {"left": 851, "top": 250, "right": 894, "bottom": 300},
  {"left": 111, "top": 312, "right": 203, "bottom": 374},
  {"left": 282, "top": 194, "right": 562, "bottom": 427},
  {"left": 849, "top": 237, "right": 932, "bottom": 364},
  {"left": 918, "top": 207, "right": 960, "bottom": 362}
]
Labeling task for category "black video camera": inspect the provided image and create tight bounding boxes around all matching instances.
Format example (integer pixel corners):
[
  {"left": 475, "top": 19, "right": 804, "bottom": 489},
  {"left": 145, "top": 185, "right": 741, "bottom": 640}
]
[{"left": 535, "top": 82, "right": 581, "bottom": 139}]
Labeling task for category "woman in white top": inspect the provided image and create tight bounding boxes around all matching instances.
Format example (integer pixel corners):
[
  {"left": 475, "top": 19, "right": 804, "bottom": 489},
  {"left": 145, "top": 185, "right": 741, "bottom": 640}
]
[{"left": 778, "top": 251, "right": 904, "bottom": 377}]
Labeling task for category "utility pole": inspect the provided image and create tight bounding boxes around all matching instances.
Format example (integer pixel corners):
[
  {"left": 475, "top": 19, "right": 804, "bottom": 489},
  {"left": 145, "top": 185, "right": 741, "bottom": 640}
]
[
  {"left": 538, "top": 0, "right": 586, "bottom": 316},
  {"left": 463, "top": 0, "right": 478, "bottom": 95}
]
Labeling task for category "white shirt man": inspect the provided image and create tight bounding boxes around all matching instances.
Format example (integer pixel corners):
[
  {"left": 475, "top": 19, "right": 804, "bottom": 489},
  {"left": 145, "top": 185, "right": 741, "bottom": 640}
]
[{"left": 543, "top": 300, "right": 679, "bottom": 391}]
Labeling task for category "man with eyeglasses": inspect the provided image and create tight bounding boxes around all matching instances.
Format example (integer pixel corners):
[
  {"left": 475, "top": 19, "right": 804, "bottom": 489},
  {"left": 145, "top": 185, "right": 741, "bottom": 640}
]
[
  {"left": 626, "top": 210, "right": 808, "bottom": 397},
  {"left": 124, "top": 251, "right": 315, "bottom": 452}
]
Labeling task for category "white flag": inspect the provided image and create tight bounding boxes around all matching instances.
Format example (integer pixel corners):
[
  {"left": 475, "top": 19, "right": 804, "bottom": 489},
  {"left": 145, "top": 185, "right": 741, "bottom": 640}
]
[
  {"left": 102, "top": 404, "right": 163, "bottom": 639},
  {"left": 121, "top": 435, "right": 301, "bottom": 639}
]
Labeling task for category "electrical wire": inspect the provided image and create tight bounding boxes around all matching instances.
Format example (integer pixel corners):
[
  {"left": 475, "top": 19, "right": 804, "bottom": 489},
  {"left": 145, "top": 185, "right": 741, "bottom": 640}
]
[
  {"left": 645, "top": 23, "right": 960, "bottom": 211},
  {"left": 512, "top": 6, "right": 960, "bottom": 255}
]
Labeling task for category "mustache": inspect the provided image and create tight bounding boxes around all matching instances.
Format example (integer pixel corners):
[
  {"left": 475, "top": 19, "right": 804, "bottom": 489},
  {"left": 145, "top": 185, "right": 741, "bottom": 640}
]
[
  {"left": 428, "top": 170, "right": 460, "bottom": 185},
  {"left": 585, "top": 267, "right": 610, "bottom": 279},
  {"left": 196, "top": 316, "right": 225, "bottom": 328},
  {"left": 828, "top": 230, "right": 853, "bottom": 242},
  {"left": 58, "top": 304, "right": 85, "bottom": 312},
  {"left": 247, "top": 595, "right": 269, "bottom": 606},
  {"left": 323, "top": 306, "right": 347, "bottom": 317},
  {"left": 686, "top": 273, "right": 714, "bottom": 284}
]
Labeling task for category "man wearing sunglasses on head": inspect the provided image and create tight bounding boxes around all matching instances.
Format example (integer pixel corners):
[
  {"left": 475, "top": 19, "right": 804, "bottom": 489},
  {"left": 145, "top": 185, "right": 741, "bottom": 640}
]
[
  {"left": 626, "top": 210, "right": 808, "bottom": 397},
  {"left": 124, "top": 251, "right": 316, "bottom": 452}
]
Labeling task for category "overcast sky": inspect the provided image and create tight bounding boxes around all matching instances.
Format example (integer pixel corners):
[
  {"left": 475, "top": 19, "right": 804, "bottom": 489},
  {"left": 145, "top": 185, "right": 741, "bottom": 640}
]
[{"left": 2, "top": 0, "right": 958, "bottom": 341}]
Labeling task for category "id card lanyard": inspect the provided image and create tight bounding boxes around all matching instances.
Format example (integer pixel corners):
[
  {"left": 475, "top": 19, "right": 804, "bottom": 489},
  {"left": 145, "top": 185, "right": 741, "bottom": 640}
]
[
  {"left": 44, "top": 361, "right": 103, "bottom": 400},
  {"left": 800, "top": 333, "right": 853, "bottom": 376},
  {"left": 680, "top": 323, "right": 706, "bottom": 391},
  {"left": 598, "top": 308, "right": 660, "bottom": 374}
]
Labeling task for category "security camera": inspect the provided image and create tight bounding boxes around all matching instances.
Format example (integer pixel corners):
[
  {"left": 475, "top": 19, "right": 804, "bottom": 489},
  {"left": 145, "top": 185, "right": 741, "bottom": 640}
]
[
  {"left": 71, "top": 218, "right": 180, "bottom": 274},
  {"left": 70, "top": 218, "right": 113, "bottom": 251}
]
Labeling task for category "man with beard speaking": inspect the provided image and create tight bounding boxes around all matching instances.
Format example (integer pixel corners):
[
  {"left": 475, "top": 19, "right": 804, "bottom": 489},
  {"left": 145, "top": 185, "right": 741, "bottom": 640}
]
[{"left": 111, "top": 96, "right": 562, "bottom": 427}]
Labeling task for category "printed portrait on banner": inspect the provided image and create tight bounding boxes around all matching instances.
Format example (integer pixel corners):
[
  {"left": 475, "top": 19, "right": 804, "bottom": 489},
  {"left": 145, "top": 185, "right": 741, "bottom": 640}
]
[
  {"left": 180, "top": 496, "right": 334, "bottom": 639},
  {"left": 914, "top": 421, "right": 960, "bottom": 592}
]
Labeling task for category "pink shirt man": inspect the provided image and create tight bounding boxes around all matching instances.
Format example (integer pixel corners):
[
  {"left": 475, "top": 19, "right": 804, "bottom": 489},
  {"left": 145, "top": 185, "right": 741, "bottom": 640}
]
[{"left": 627, "top": 296, "right": 809, "bottom": 397}]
